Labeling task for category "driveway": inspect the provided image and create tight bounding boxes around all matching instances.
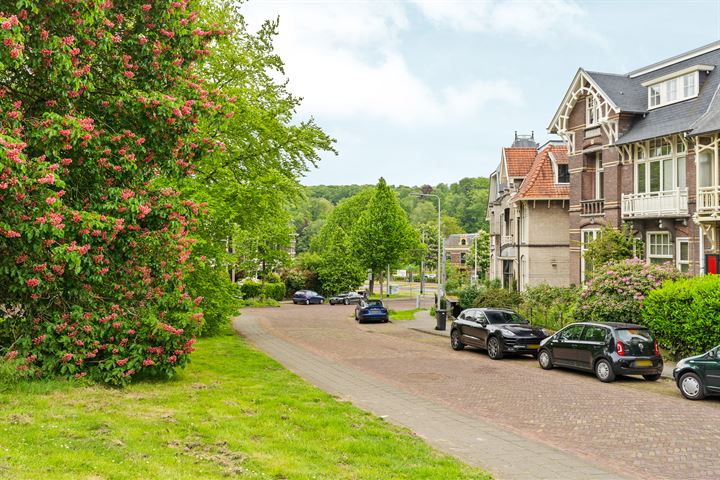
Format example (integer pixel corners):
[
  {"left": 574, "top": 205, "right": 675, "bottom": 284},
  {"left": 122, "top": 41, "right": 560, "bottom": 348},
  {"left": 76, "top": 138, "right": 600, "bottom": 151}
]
[{"left": 234, "top": 301, "right": 720, "bottom": 480}]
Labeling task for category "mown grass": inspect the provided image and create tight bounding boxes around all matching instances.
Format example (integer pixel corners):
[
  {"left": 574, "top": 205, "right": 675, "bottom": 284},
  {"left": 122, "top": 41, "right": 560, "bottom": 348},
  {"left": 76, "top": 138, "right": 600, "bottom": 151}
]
[
  {"left": 389, "top": 308, "right": 428, "bottom": 321},
  {"left": 0, "top": 329, "right": 490, "bottom": 479}
]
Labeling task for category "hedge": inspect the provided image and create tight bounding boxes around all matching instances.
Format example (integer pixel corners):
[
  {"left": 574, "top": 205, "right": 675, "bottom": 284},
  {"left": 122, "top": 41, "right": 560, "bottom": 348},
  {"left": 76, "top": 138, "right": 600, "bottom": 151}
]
[
  {"left": 642, "top": 275, "right": 720, "bottom": 359},
  {"left": 240, "top": 281, "right": 286, "bottom": 301},
  {"left": 240, "top": 281, "right": 263, "bottom": 300},
  {"left": 263, "top": 283, "right": 286, "bottom": 301}
]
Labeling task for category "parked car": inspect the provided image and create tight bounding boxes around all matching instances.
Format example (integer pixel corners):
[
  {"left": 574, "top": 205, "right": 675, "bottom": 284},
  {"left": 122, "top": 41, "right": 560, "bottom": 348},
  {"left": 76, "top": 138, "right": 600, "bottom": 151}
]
[
  {"left": 329, "top": 291, "right": 364, "bottom": 305},
  {"left": 537, "top": 322, "right": 663, "bottom": 382},
  {"left": 292, "top": 290, "right": 324, "bottom": 305},
  {"left": 450, "top": 308, "right": 549, "bottom": 359},
  {"left": 355, "top": 299, "right": 388, "bottom": 323},
  {"left": 673, "top": 346, "right": 720, "bottom": 400}
]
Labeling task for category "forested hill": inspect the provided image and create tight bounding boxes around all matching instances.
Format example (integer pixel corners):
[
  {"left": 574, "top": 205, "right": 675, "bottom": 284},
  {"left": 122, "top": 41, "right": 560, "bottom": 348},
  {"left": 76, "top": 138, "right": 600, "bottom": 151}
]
[{"left": 291, "top": 177, "right": 490, "bottom": 254}]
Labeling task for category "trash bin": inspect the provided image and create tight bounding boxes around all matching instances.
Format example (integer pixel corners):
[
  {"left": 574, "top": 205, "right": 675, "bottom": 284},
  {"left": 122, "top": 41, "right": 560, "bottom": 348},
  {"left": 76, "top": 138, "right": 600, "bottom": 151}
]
[{"left": 435, "top": 309, "right": 447, "bottom": 331}]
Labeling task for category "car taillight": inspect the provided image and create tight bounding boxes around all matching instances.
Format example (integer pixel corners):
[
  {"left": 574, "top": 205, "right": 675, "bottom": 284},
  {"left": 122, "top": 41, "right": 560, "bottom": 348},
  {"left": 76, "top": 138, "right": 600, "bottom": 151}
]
[
  {"left": 616, "top": 341, "right": 625, "bottom": 356},
  {"left": 654, "top": 340, "right": 660, "bottom": 356}
]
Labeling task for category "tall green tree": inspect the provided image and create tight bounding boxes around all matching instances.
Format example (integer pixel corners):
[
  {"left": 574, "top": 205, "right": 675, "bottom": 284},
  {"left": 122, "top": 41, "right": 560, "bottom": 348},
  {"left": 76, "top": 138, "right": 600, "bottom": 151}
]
[
  {"left": 317, "top": 226, "right": 366, "bottom": 294},
  {"left": 312, "top": 188, "right": 374, "bottom": 253},
  {"left": 353, "top": 178, "right": 419, "bottom": 295}
]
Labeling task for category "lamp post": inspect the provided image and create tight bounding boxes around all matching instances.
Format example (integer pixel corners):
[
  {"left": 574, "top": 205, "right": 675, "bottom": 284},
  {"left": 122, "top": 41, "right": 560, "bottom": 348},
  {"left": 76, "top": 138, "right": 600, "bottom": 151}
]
[
  {"left": 473, "top": 234, "right": 478, "bottom": 285},
  {"left": 411, "top": 193, "right": 442, "bottom": 315}
]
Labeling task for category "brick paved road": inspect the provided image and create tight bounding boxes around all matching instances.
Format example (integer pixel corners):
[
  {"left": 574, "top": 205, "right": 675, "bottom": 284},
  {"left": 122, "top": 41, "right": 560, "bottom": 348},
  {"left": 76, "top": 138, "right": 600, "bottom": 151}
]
[{"left": 235, "top": 302, "right": 720, "bottom": 480}]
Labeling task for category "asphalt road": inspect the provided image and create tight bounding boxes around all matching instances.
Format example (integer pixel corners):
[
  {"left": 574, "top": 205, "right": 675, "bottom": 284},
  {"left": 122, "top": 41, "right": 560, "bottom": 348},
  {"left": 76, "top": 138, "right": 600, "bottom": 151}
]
[{"left": 235, "top": 300, "right": 720, "bottom": 480}]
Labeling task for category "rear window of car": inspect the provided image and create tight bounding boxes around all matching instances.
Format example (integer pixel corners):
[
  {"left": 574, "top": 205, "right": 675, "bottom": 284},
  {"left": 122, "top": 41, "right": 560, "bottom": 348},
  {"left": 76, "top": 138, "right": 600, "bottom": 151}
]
[
  {"left": 366, "top": 300, "right": 384, "bottom": 307},
  {"left": 616, "top": 328, "right": 654, "bottom": 343}
]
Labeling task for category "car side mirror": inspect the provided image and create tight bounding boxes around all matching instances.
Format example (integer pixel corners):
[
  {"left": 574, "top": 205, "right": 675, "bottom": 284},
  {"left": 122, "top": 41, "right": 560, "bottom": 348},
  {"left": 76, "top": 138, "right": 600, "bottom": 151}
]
[{"left": 712, "top": 347, "right": 720, "bottom": 358}]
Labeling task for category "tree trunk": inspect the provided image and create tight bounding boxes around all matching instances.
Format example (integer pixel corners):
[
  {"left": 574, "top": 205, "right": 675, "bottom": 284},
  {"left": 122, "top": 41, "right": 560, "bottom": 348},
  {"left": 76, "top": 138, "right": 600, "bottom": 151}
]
[
  {"left": 379, "top": 272, "right": 384, "bottom": 297},
  {"left": 368, "top": 272, "right": 374, "bottom": 295}
]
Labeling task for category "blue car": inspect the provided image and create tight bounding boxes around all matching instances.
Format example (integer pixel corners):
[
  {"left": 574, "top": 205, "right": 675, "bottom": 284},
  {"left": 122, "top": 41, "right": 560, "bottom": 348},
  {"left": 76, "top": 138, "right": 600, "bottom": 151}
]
[
  {"left": 355, "top": 299, "right": 388, "bottom": 323},
  {"left": 292, "top": 290, "right": 324, "bottom": 305}
]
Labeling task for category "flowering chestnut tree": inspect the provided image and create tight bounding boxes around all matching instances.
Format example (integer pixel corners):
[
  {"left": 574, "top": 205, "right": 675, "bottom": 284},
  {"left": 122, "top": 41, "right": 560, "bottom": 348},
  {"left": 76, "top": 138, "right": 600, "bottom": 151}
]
[{"left": 0, "top": 1, "right": 232, "bottom": 384}]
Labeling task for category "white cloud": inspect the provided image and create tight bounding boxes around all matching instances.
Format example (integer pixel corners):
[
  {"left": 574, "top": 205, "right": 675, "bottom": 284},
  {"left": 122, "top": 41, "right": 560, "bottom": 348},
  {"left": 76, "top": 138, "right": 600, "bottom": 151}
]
[
  {"left": 242, "top": 1, "right": 524, "bottom": 127},
  {"left": 412, "top": 0, "right": 608, "bottom": 46}
]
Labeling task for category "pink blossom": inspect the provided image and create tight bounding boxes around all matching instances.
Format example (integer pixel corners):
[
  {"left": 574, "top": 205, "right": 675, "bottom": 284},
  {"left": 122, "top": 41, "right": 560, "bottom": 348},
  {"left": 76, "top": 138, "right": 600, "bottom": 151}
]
[{"left": 26, "top": 278, "right": 39, "bottom": 287}]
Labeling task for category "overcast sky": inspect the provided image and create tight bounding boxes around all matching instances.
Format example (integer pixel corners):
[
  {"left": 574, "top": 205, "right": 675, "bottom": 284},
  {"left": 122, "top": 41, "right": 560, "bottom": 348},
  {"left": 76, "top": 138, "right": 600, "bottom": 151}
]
[{"left": 242, "top": 0, "right": 720, "bottom": 186}]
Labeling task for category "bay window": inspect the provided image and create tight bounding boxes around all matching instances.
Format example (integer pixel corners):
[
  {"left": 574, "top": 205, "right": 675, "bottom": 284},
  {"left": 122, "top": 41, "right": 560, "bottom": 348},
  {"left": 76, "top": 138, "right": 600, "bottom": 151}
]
[{"left": 634, "top": 136, "right": 686, "bottom": 194}]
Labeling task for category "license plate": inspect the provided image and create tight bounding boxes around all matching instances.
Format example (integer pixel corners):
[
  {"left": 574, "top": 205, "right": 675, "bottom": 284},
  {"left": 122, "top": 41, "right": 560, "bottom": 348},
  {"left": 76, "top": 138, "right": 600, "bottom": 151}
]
[
  {"left": 525, "top": 344, "right": 540, "bottom": 349},
  {"left": 635, "top": 360, "right": 652, "bottom": 367}
]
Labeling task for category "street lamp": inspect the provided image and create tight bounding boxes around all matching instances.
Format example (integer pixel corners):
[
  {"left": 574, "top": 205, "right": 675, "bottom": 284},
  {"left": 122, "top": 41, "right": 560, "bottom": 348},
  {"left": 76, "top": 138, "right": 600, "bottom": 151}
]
[
  {"left": 473, "top": 234, "right": 479, "bottom": 285},
  {"left": 411, "top": 193, "right": 442, "bottom": 316}
]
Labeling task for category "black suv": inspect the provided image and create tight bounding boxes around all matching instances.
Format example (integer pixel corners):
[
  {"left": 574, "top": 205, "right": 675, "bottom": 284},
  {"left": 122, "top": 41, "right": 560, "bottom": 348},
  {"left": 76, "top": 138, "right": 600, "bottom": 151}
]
[
  {"left": 537, "top": 322, "right": 663, "bottom": 382},
  {"left": 672, "top": 345, "right": 720, "bottom": 400},
  {"left": 450, "top": 308, "right": 549, "bottom": 359}
]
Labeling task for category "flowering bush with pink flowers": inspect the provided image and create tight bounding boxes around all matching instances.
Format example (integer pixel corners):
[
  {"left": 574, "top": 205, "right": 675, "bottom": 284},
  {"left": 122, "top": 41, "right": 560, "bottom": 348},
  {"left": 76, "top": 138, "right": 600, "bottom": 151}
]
[
  {"left": 0, "top": 1, "right": 233, "bottom": 385},
  {"left": 574, "top": 258, "right": 682, "bottom": 325}
]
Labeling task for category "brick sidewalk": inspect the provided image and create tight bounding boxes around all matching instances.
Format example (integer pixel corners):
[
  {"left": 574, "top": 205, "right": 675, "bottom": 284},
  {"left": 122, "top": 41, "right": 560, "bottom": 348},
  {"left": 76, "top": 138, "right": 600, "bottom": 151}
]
[{"left": 234, "top": 313, "right": 626, "bottom": 480}]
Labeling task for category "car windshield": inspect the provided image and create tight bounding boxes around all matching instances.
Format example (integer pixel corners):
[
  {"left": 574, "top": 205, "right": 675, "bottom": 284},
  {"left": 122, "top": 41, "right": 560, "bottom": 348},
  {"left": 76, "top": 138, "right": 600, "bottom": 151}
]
[
  {"left": 307, "top": 291, "right": 318, "bottom": 296},
  {"left": 616, "top": 328, "right": 654, "bottom": 343},
  {"left": 366, "top": 300, "right": 384, "bottom": 307},
  {"left": 485, "top": 311, "right": 528, "bottom": 325}
]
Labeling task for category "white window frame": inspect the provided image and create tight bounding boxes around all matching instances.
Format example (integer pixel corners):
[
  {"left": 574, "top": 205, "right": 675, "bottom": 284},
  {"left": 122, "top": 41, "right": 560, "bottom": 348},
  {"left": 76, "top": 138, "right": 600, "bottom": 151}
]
[
  {"left": 633, "top": 136, "right": 686, "bottom": 194},
  {"left": 581, "top": 228, "right": 601, "bottom": 282},
  {"left": 647, "top": 71, "right": 700, "bottom": 109},
  {"left": 595, "top": 152, "right": 604, "bottom": 199},
  {"left": 586, "top": 96, "right": 599, "bottom": 127},
  {"left": 676, "top": 237, "right": 689, "bottom": 273},
  {"left": 647, "top": 231, "right": 672, "bottom": 265}
]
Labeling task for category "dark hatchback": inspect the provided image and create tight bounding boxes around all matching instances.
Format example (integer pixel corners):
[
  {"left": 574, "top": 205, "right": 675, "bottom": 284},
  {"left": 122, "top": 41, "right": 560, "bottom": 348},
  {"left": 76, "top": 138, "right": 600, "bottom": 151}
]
[
  {"left": 355, "top": 299, "right": 388, "bottom": 323},
  {"left": 673, "top": 346, "right": 720, "bottom": 400},
  {"left": 291, "top": 290, "right": 324, "bottom": 305},
  {"left": 538, "top": 322, "right": 663, "bottom": 382},
  {"left": 450, "top": 308, "right": 549, "bottom": 359}
]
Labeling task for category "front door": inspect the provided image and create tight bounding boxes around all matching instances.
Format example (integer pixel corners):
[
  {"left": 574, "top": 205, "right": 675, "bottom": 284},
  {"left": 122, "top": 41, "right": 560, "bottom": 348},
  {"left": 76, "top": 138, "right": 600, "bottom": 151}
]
[{"left": 552, "top": 324, "right": 586, "bottom": 366}]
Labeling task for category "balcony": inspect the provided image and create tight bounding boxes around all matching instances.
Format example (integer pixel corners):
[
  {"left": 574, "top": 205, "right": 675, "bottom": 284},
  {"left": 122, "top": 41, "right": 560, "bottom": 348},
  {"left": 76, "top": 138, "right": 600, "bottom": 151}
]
[
  {"left": 621, "top": 188, "right": 688, "bottom": 219},
  {"left": 697, "top": 185, "right": 720, "bottom": 220},
  {"left": 501, "top": 235, "right": 514, "bottom": 246},
  {"left": 580, "top": 199, "right": 604, "bottom": 217}
]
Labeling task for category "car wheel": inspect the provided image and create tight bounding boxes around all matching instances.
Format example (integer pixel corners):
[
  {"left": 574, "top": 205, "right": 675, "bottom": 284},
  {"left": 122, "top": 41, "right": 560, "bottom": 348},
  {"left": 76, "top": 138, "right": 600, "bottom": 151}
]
[
  {"left": 344, "top": 298, "right": 349, "bottom": 305},
  {"left": 305, "top": 299, "right": 310, "bottom": 305},
  {"left": 679, "top": 372, "right": 705, "bottom": 400},
  {"left": 487, "top": 336, "right": 503, "bottom": 360},
  {"left": 643, "top": 373, "right": 662, "bottom": 381},
  {"left": 594, "top": 359, "right": 616, "bottom": 383},
  {"left": 538, "top": 349, "right": 553, "bottom": 370},
  {"left": 383, "top": 317, "right": 389, "bottom": 323},
  {"left": 292, "top": 300, "right": 297, "bottom": 304},
  {"left": 450, "top": 330, "right": 465, "bottom": 351}
]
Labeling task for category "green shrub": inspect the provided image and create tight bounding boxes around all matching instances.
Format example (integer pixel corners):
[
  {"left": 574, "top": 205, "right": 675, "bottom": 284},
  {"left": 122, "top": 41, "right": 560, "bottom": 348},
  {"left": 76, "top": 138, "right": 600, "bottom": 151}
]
[
  {"left": 517, "top": 284, "right": 578, "bottom": 331},
  {"left": 457, "top": 285, "right": 481, "bottom": 309},
  {"left": 263, "top": 283, "right": 286, "bottom": 301},
  {"left": 574, "top": 258, "right": 681, "bottom": 324},
  {"left": 186, "top": 261, "right": 241, "bottom": 337},
  {"left": 473, "top": 288, "right": 522, "bottom": 309},
  {"left": 643, "top": 275, "right": 720, "bottom": 359},
  {"left": 240, "top": 281, "right": 263, "bottom": 300}
]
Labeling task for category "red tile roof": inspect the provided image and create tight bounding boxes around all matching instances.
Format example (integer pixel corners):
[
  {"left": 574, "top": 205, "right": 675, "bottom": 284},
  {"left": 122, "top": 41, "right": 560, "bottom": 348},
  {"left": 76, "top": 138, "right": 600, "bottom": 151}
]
[
  {"left": 514, "top": 144, "right": 570, "bottom": 200},
  {"left": 504, "top": 147, "right": 537, "bottom": 177}
]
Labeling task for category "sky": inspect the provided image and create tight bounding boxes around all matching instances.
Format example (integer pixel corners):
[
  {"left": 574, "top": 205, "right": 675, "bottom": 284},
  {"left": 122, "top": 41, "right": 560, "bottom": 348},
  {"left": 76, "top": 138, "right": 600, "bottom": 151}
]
[{"left": 241, "top": 0, "right": 720, "bottom": 186}]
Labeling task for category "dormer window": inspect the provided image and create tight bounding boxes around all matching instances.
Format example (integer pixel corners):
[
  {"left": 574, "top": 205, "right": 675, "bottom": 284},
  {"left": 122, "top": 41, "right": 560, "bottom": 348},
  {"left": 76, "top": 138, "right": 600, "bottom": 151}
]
[
  {"left": 557, "top": 164, "right": 570, "bottom": 183},
  {"left": 642, "top": 65, "right": 711, "bottom": 109}
]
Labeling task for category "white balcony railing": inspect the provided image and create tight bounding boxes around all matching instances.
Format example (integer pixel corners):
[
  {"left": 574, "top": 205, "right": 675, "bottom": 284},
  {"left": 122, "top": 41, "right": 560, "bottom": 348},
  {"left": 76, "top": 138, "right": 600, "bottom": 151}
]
[
  {"left": 621, "top": 188, "right": 688, "bottom": 219},
  {"left": 698, "top": 185, "right": 720, "bottom": 218},
  {"left": 501, "top": 235, "right": 514, "bottom": 246}
]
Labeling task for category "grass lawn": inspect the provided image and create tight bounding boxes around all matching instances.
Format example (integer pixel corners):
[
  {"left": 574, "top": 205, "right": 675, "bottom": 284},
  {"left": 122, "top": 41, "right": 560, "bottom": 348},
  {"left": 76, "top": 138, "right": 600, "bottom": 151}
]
[
  {"left": 0, "top": 330, "right": 490, "bottom": 479},
  {"left": 389, "top": 308, "right": 428, "bottom": 321}
]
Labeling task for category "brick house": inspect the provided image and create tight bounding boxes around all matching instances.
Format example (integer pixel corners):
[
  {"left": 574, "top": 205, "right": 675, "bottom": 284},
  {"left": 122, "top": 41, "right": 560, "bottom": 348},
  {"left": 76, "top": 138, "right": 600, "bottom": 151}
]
[
  {"left": 444, "top": 233, "right": 479, "bottom": 272},
  {"left": 488, "top": 134, "right": 570, "bottom": 290},
  {"left": 549, "top": 41, "right": 720, "bottom": 284}
]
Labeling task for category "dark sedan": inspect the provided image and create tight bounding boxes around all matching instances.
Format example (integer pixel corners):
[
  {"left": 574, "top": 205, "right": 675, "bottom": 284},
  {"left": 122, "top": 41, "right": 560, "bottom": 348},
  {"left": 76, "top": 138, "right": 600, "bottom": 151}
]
[
  {"left": 329, "top": 291, "right": 364, "bottom": 305},
  {"left": 355, "top": 299, "right": 388, "bottom": 323},
  {"left": 450, "top": 308, "right": 549, "bottom": 359},
  {"left": 537, "top": 322, "right": 663, "bottom": 382},
  {"left": 673, "top": 346, "right": 720, "bottom": 400},
  {"left": 292, "top": 290, "right": 324, "bottom": 305}
]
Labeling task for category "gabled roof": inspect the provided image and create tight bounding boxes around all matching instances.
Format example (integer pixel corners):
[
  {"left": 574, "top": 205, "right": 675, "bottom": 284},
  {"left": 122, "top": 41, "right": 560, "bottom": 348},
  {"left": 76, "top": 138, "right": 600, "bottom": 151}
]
[
  {"left": 503, "top": 147, "right": 537, "bottom": 178},
  {"left": 549, "top": 41, "right": 720, "bottom": 143},
  {"left": 514, "top": 144, "right": 569, "bottom": 201},
  {"left": 444, "top": 233, "right": 478, "bottom": 248}
]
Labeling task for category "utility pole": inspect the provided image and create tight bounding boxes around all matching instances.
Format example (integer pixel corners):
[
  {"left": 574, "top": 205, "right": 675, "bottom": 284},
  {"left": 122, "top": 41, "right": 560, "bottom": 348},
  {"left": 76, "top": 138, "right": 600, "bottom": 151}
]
[{"left": 411, "top": 193, "right": 441, "bottom": 314}]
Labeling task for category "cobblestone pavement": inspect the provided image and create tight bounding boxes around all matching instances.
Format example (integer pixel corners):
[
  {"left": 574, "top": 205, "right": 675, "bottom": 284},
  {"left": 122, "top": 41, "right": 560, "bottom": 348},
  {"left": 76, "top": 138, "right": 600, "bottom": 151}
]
[{"left": 235, "top": 302, "right": 720, "bottom": 480}]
